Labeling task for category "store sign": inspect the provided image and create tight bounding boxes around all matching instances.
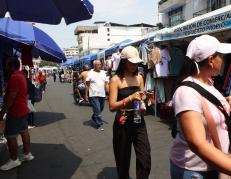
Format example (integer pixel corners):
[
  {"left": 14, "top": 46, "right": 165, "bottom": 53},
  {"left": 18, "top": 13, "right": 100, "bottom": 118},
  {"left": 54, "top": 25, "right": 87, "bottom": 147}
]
[{"left": 161, "top": 10, "right": 231, "bottom": 40}]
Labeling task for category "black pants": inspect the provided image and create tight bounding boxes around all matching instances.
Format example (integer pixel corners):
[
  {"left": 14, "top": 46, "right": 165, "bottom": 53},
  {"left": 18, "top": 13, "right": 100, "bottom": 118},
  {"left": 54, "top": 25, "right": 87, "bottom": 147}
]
[
  {"left": 113, "top": 113, "right": 151, "bottom": 179},
  {"left": 28, "top": 101, "right": 35, "bottom": 126}
]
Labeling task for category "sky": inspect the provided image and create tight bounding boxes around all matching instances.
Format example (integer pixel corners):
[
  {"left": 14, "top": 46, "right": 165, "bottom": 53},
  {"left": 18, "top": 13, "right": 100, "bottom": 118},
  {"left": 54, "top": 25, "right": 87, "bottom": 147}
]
[{"left": 36, "top": 0, "right": 159, "bottom": 49}]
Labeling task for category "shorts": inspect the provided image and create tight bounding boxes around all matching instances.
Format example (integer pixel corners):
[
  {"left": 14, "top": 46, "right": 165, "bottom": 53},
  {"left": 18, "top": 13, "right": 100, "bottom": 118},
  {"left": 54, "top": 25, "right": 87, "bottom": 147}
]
[
  {"left": 4, "top": 114, "right": 29, "bottom": 138},
  {"left": 78, "top": 83, "right": 85, "bottom": 91}
]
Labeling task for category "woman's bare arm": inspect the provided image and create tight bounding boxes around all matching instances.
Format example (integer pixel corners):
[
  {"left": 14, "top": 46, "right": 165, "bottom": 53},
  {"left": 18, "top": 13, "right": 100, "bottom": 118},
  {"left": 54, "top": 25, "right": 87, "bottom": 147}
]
[{"left": 179, "top": 111, "right": 231, "bottom": 175}]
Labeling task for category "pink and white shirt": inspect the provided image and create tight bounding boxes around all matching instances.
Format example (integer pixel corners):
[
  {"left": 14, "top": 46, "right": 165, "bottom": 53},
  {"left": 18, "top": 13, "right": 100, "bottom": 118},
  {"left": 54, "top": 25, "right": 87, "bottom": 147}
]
[{"left": 170, "top": 76, "right": 230, "bottom": 171}]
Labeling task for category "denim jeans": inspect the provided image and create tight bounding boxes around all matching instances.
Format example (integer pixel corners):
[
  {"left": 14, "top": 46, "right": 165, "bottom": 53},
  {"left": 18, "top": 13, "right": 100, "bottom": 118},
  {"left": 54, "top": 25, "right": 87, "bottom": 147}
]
[
  {"left": 170, "top": 160, "right": 218, "bottom": 179},
  {"left": 89, "top": 97, "right": 105, "bottom": 128}
]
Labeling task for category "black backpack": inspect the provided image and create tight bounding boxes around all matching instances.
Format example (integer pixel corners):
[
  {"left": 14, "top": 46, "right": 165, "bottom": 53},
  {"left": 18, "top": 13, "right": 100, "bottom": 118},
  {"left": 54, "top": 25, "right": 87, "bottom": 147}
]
[{"left": 171, "top": 81, "right": 231, "bottom": 141}]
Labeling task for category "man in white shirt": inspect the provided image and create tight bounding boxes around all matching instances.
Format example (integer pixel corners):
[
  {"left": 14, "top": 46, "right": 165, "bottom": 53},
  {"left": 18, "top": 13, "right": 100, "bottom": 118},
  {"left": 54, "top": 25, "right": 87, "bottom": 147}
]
[{"left": 85, "top": 60, "right": 109, "bottom": 131}]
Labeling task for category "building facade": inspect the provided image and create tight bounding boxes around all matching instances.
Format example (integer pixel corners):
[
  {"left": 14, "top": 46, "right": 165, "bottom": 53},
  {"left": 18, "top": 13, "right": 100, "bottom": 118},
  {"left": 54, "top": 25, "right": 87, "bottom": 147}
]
[
  {"left": 75, "top": 22, "right": 157, "bottom": 56},
  {"left": 63, "top": 46, "right": 79, "bottom": 59},
  {"left": 159, "top": 0, "right": 231, "bottom": 27}
]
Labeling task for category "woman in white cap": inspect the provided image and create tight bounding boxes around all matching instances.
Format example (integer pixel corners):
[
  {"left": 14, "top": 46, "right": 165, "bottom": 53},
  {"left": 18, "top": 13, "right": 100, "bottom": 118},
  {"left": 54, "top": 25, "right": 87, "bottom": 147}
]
[
  {"left": 109, "top": 46, "right": 151, "bottom": 179},
  {"left": 170, "top": 35, "right": 231, "bottom": 179}
]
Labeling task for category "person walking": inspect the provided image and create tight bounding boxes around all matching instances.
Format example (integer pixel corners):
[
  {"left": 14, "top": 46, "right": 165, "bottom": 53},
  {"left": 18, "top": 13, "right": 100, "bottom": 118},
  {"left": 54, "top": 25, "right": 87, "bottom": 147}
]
[
  {"left": 109, "top": 46, "right": 151, "bottom": 179},
  {"left": 170, "top": 35, "right": 231, "bottom": 179},
  {"left": 78, "top": 64, "right": 90, "bottom": 103},
  {"left": 0, "top": 57, "right": 34, "bottom": 171},
  {"left": 22, "top": 69, "right": 36, "bottom": 128},
  {"left": 37, "top": 71, "right": 46, "bottom": 92},
  {"left": 53, "top": 70, "right": 56, "bottom": 82},
  {"left": 85, "top": 60, "right": 109, "bottom": 131}
]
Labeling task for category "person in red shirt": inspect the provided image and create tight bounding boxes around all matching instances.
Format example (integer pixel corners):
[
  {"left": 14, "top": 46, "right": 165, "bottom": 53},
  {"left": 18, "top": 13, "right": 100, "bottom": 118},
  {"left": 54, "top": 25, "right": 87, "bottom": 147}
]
[
  {"left": 37, "top": 71, "right": 46, "bottom": 92},
  {"left": 0, "top": 57, "right": 34, "bottom": 171}
]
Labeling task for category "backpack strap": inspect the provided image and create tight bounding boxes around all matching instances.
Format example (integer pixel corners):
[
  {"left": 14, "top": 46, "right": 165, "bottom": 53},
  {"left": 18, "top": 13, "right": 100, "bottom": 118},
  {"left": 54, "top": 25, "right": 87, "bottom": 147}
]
[
  {"left": 181, "top": 81, "right": 231, "bottom": 150},
  {"left": 181, "top": 81, "right": 230, "bottom": 121},
  {"left": 201, "top": 97, "right": 222, "bottom": 150}
]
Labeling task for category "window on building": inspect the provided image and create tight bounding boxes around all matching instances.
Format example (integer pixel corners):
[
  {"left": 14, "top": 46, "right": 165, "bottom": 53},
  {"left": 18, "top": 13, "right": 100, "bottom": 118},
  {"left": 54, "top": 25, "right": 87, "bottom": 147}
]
[
  {"left": 207, "top": 0, "right": 226, "bottom": 11},
  {"left": 107, "top": 38, "right": 110, "bottom": 41},
  {"left": 107, "top": 33, "right": 110, "bottom": 36},
  {"left": 107, "top": 28, "right": 110, "bottom": 32},
  {"left": 169, "top": 7, "right": 184, "bottom": 27}
]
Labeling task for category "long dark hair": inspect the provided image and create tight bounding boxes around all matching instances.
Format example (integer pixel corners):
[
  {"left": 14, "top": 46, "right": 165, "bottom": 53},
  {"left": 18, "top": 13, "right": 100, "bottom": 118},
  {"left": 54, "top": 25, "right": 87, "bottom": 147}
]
[
  {"left": 173, "top": 56, "right": 209, "bottom": 93},
  {"left": 115, "top": 59, "right": 138, "bottom": 79}
]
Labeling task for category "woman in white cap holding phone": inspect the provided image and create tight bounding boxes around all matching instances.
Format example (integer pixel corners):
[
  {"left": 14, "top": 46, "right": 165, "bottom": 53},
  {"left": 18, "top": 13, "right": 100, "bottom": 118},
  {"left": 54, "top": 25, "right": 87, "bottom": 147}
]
[
  {"left": 109, "top": 46, "right": 151, "bottom": 179},
  {"left": 170, "top": 34, "right": 231, "bottom": 179}
]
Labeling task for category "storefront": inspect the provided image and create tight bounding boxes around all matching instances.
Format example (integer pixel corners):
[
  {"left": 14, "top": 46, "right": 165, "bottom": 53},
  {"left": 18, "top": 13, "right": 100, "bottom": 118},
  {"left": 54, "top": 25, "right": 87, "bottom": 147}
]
[{"left": 146, "top": 5, "right": 231, "bottom": 119}]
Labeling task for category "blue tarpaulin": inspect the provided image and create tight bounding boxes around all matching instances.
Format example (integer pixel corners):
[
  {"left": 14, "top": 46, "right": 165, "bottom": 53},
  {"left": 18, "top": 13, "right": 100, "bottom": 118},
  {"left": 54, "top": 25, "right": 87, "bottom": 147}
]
[
  {"left": 104, "top": 39, "right": 132, "bottom": 57},
  {"left": 0, "top": 17, "right": 65, "bottom": 63},
  {"left": 60, "top": 58, "right": 74, "bottom": 66},
  {"left": 79, "top": 53, "right": 98, "bottom": 64},
  {"left": 0, "top": 0, "right": 94, "bottom": 25}
]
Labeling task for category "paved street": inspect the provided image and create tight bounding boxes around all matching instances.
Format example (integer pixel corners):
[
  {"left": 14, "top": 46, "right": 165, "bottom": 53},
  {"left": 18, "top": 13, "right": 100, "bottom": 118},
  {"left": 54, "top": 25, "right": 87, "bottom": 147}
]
[{"left": 0, "top": 78, "right": 173, "bottom": 179}]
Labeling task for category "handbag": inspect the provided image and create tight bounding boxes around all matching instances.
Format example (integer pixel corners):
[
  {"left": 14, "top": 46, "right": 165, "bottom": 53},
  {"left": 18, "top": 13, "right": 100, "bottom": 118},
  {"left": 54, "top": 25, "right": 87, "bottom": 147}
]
[
  {"left": 0, "top": 120, "right": 5, "bottom": 134},
  {"left": 34, "top": 87, "right": 42, "bottom": 103},
  {"left": 28, "top": 100, "right": 36, "bottom": 112}
]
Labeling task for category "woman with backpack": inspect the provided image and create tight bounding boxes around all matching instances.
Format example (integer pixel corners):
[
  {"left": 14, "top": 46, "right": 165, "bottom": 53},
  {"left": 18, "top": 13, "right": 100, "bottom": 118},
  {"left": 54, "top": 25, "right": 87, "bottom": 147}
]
[{"left": 170, "top": 35, "right": 231, "bottom": 179}]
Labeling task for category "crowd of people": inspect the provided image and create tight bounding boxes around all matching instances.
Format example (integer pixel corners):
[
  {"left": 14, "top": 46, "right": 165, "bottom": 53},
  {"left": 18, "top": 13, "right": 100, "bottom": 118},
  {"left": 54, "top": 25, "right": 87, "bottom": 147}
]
[
  {"left": 0, "top": 62, "right": 49, "bottom": 170},
  {"left": 2, "top": 35, "right": 231, "bottom": 179},
  {"left": 71, "top": 37, "right": 231, "bottom": 179}
]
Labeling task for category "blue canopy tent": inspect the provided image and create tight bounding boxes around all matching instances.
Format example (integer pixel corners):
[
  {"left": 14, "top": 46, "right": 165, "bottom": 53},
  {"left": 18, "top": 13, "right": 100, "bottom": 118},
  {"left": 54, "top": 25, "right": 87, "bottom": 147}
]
[
  {"left": 119, "top": 38, "right": 148, "bottom": 49},
  {"left": 0, "top": 17, "right": 65, "bottom": 63},
  {"left": 60, "top": 58, "right": 74, "bottom": 66},
  {"left": 104, "top": 39, "right": 132, "bottom": 57},
  {"left": 73, "top": 59, "right": 80, "bottom": 66},
  {"left": 0, "top": 0, "right": 94, "bottom": 25},
  {"left": 80, "top": 53, "right": 98, "bottom": 63}
]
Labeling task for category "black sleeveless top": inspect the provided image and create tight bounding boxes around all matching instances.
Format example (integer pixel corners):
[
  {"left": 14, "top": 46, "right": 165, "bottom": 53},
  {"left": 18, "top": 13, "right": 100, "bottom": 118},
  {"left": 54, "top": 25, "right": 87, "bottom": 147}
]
[{"left": 117, "top": 86, "right": 140, "bottom": 109}]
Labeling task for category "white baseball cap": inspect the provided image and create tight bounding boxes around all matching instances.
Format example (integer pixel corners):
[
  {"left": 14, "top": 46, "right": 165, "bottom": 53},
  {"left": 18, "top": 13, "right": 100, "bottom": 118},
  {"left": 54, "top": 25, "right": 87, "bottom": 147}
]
[
  {"left": 120, "top": 46, "right": 142, "bottom": 63},
  {"left": 186, "top": 35, "right": 231, "bottom": 62}
]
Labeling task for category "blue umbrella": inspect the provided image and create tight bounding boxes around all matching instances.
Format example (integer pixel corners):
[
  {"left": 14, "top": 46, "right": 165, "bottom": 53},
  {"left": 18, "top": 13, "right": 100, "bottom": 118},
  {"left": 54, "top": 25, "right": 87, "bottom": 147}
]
[
  {"left": 0, "top": 0, "right": 94, "bottom": 25},
  {"left": 0, "top": 17, "right": 65, "bottom": 63}
]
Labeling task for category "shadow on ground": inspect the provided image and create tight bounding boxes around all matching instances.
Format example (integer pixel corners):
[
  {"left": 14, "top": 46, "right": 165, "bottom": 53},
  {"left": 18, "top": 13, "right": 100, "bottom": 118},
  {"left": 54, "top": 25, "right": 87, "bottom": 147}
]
[
  {"left": 97, "top": 167, "right": 118, "bottom": 179},
  {"left": 0, "top": 143, "right": 82, "bottom": 179},
  {"left": 83, "top": 120, "right": 97, "bottom": 129},
  {"left": 34, "top": 111, "right": 66, "bottom": 127},
  {"left": 83, "top": 119, "right": 109, "bottom": 129}
]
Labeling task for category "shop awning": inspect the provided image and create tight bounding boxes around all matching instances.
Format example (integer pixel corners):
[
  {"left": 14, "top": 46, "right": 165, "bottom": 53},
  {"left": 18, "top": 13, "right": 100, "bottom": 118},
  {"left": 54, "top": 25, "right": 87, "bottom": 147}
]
[
  {"left": 158, "top": 5, "right": 231, "bottom": 41},
  {"left": 104, "top": 39, "right": 132, "bottom": 56},
  {"left": 60, "top": 58, "right": 74, "bottom": 66}
]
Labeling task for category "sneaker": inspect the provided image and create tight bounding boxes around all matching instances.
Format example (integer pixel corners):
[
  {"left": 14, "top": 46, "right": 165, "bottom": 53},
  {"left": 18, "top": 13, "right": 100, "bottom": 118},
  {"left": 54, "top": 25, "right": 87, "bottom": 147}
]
[
  {"left": 0, "top": 159, "right": 21, "bottom": 170},
  {"left": 97, "top": 126, "right": 104, "bottom": 131},
  {"left": 20, "top": 152, "right": 34, "bottom": 162},
  {"left": 0, "top": 136, "right": 7, "bottom": 144},
  {"left": 79, "top": 98, "right": 84, "bottom": 103},
  {"left": 28, "top": 125, "right": 35, "bottom": 129}
]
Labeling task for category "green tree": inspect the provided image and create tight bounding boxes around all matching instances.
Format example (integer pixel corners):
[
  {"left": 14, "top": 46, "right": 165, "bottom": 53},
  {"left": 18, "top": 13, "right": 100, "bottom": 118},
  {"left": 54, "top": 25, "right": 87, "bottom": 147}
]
[{"left": 39, "top": 60, "right": 58, "bottom": 67}]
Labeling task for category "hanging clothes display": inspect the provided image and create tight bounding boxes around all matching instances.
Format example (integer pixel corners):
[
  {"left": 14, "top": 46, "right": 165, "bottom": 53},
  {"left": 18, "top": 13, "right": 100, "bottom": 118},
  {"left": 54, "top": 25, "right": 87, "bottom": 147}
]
[
  {"left": 155, "top": 79, "right": 165, "bottom": 103},
  {"left": 148, "top": 47, "right": 161, "bottom": 70},
  {"left": 111, "top": 52, "right": 121, "bottom": 72},
  {"left": 169, "top": 47, "right": 185, "bottom": 76},
  {"left": 223, "top": 64, "right": 231, "bottom": 93},
  {"left": 144, "top": 72, "right": 154, "bottom": 92},
  {"left": 138, "top": 42, "right": 151, "bottom": 65},
  {"left": 155, "top": 48, "right": 171, "bottom": 77}
]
